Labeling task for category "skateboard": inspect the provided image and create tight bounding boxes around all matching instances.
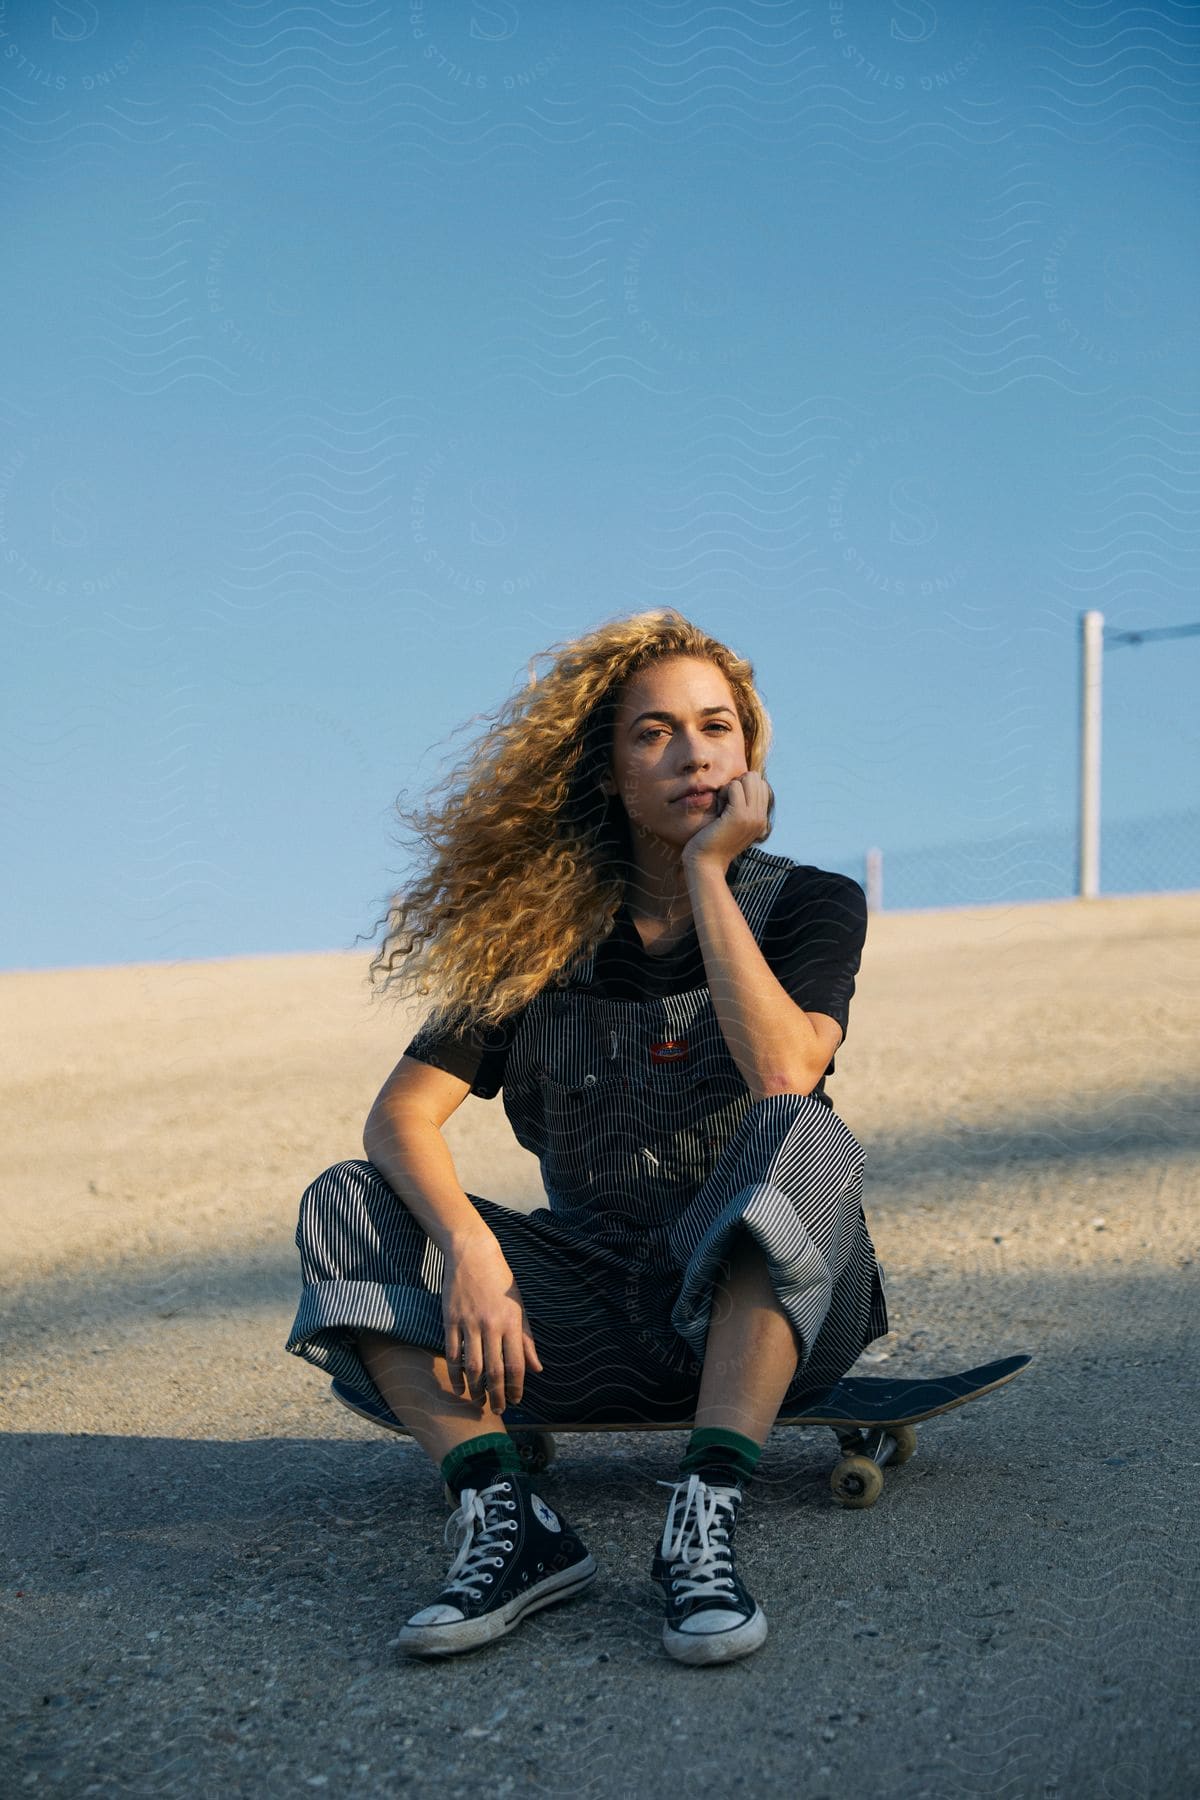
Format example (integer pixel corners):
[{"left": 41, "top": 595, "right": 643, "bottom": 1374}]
[{"left": 328, "top": 1352, "right": 1031, "bottom": 1509}]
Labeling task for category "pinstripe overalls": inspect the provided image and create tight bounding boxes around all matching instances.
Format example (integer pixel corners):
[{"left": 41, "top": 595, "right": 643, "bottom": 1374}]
[{"left": 285, "top": 845, "right": 889, "bottom": 1425}]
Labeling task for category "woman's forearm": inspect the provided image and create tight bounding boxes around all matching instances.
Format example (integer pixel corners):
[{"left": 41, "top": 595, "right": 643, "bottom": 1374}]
[
  {"left": 686, "top": 856, "right": 823, "bottom": 1100},
  {"left": 362, "top": 1103, "right": 500, "bottom": 1261}
]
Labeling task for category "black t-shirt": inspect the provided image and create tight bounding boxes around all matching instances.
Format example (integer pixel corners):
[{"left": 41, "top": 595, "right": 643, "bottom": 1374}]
[{"left": 403, "top": 861, "right": 868, "bottom": 1101}]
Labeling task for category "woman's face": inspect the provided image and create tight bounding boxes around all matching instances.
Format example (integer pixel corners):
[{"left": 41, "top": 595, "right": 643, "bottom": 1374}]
[{"left": 606, "top": 655, "right": 750, "bottom": 851}]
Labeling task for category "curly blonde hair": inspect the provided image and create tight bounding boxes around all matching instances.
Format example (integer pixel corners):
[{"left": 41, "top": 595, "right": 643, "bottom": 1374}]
[{"left": 365, "top": 608, "right": 774, "bottom": 1035}]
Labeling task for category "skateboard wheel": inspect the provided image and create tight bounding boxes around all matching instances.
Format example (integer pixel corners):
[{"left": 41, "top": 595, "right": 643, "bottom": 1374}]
[
  {"left": 889, "top": 1425, "right": 917, "bottom": 1466},
  {"left": 511, "top": 1430, "right": 556, "bottom": 1476},
  {"left": 830, "top": 1455, "right": 884, "bottom": 1509}
]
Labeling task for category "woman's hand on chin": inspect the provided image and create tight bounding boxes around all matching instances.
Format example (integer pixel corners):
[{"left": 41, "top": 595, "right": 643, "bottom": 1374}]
[{"left": 680, "top": 771, "right": 772, "bottom": 875}]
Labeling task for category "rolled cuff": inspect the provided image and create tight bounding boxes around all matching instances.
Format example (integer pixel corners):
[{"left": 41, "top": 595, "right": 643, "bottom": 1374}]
[{"left": 283, "top": 1279, "right": 445, "bottom": 1413}]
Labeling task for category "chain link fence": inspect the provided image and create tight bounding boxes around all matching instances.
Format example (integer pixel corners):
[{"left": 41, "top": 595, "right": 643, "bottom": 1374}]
[{"left": 839, "top": 803, "right": 1200, "bottom": 912}]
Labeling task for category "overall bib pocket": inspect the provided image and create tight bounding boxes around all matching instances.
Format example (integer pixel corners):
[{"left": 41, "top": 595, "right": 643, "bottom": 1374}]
[{"left": 536, "top": 1069, "right": 628, "bottom": 1198}]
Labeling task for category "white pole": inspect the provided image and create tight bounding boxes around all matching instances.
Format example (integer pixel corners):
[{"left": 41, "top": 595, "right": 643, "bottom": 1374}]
[
  {"left": 865, "top": 845, "right": 883, "bottom": 912},
  {"left": 1079, "top": 610, "right": 1103, "bottom": 899}
]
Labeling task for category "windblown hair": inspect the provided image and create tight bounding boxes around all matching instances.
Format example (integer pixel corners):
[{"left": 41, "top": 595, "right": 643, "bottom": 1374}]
[{"left": 365, "top": 608, "right": 774, "bottom": 1036}]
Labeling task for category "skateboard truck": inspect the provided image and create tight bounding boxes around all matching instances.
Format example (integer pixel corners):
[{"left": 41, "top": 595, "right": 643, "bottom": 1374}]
[{"left": 828, "top": 1423, "right": 918, "bottom": 1508}]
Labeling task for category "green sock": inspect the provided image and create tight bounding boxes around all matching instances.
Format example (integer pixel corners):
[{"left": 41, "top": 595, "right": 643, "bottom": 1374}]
[
  {"left": 679, "top": 1426, "right": 762, "bottom": 1487},
  {"left": 440, "top": 1432, "right": 522, "bottom": 1499}
]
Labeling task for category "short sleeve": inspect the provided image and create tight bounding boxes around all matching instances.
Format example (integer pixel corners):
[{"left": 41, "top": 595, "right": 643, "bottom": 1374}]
[
  {"left": 762, "top": 868, "right": 868, "bottom": 1051},
  {"left": 403, "top": 1003, "right": 524, "bottom": 1101}
]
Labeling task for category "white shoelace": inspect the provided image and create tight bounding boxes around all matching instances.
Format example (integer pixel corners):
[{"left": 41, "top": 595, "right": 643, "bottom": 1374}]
[
  {"left": 656, "top": 1472, "right": 741, "bottom": 1603},
  {"left": 441, "top": 1481, "right": 518, "bottom": 1603}
]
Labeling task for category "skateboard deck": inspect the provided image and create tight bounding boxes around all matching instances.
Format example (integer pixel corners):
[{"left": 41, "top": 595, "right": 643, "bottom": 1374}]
[{"left": 328, "top": 1352, "right": 1031, "bottom": 1509}]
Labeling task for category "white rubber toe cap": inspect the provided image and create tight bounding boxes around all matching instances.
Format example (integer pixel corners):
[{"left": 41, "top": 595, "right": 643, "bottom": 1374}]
[
  {"left": 405, "top": 1603, "right": 467, "bottom": 1627},
  {"left": 677, "top": 1608, "right": 748, "bottom": 1635}
]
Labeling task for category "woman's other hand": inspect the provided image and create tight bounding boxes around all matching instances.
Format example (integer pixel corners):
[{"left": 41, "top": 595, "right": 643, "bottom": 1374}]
[
  {"left": 680, "top": 770, "right": 773, "bottom": 874},
  {"left": 442, "top": 1237, "right": 543, "bottom": 1413}
]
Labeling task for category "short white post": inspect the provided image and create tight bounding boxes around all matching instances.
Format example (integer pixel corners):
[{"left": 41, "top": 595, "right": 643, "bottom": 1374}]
[
  {"left": 1079, "top": 610, "right": 1104, "bottom": 899},
  {"left": 865, "top": 845, "right": 883, "bottom": 912}
]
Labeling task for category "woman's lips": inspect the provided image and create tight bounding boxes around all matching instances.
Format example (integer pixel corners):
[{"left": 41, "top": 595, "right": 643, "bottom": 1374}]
[{"left": 674, "top": 791, "right": 715, "bottom": 807}]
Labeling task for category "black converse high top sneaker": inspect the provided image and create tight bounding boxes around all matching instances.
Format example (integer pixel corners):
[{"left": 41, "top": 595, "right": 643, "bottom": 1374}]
[
  {"left": 393, "top": 1471, "right": 597, "bottom": 1657},
  {"left": 651, "top": 1472, "right": 767, "bottom": 1665}
]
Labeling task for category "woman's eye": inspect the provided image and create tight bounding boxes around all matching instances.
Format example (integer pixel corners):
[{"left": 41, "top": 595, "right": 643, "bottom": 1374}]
[{"left": 638, "top": 723, "right": 731, "bottom": 742}]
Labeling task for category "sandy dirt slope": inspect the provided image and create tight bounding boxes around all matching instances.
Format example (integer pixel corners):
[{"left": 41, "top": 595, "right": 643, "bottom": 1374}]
[{"left": 2, "top": 891, "right": 1196, "bottom": 1797}]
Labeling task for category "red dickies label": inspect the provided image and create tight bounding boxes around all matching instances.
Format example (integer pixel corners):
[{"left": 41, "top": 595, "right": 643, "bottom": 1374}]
[{"left": 649, "top": 1038, "right": 689, "bottom": 1065}]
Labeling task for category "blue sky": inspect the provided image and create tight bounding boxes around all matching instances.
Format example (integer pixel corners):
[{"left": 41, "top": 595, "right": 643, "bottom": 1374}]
[{"left": 2, "top": 0, "right": 1197, "bottom": 970}]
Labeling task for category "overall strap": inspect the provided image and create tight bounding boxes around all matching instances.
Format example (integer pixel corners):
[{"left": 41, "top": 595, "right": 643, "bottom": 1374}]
[
  {"left": 563, "top": 937, "right": 598, "bottom": 990},
  {"left": 729, "top": 844, "right": 795, "bottom": 937}
]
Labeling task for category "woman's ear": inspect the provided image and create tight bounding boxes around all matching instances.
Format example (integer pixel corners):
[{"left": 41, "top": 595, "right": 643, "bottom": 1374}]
[{"left": 599, "top": 771, "right": 617, "bottom": 798}]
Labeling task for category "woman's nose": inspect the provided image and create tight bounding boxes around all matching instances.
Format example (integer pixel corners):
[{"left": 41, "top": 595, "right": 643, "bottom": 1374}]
[{"left": 679, "top": 740, "right": 711, "bottom": 769}]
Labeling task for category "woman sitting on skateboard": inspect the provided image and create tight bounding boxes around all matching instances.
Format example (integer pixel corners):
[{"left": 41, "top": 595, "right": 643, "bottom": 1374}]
[{"left": 285, "top": 608, "right": 888, "bottom": 1664}]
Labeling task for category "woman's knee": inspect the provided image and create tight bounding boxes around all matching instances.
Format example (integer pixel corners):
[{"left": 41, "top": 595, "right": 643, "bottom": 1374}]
[
  {"left": 294, "top": 1158, "right": 429, "bottom": 1282},
  {"left": 753, "top": 1095, "right": 866, "bottom": 1193},
  {"left": 299, "top": 1156, "right": 375, "bottom": 1205},
  {"left": 296, "top": 1159, "right": 363, "bottom": 1248},
  {"left": 296, "top": 1157, "right": 401, "bottom": 1231}
]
